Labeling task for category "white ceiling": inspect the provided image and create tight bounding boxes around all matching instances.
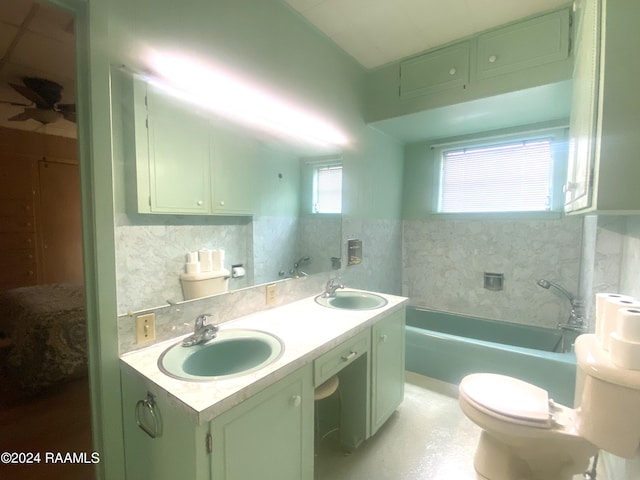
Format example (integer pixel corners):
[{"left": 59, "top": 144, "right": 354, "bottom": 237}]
[
  {"left": 0, "top": 0, "right": 76, "bottom": 138},
  {"left": 284, "top": 0, "right": 571, "bottom": 69},
  {"left": 0, "top": 1, "right": 571, "bottom": 141}
]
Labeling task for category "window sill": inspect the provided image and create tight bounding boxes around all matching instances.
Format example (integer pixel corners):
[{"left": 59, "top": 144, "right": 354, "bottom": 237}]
[{"left": 423, "top": 210, "right": 564, "bottom": 221}]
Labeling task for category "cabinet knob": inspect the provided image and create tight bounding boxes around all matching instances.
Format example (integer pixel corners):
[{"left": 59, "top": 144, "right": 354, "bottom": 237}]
[
  {"left": 219, "top": 200, "right": 225, "bottom": 207},
  {"left": 290, "top": 395, "right": 301, "bottom": 407},
  {"left": 489, "top": 55, "right": 497, "bottom": 63},
  {"left": 197, "top": 200, "right": 204, "bottom": 206},
  {"left": 379, "top": 334, "right": 388, "bottom": 343},
  {"left": 448, "top": 67, "right": 456, "bottom": 76}
]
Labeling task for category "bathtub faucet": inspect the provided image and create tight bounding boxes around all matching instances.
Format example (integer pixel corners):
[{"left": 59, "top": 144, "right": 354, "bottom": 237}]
[{"left": 536, "top": 279, "right": 586, "bottom": 329}]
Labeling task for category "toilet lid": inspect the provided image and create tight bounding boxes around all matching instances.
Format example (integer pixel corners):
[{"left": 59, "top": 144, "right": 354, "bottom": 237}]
[{"left": 460, "top": 373, "right": 550, "bottom": 425}]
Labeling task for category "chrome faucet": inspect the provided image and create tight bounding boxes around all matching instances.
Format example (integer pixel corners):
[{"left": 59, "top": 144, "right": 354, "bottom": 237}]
[
  {"left": 322, "top": 278, "right": 345, "bottom": 298},
  {"left": 182, "top": 313, "right": 219, "bottom": 347},
  {"left": 536, "top": 279, "right": 587, "bottom": 332}
]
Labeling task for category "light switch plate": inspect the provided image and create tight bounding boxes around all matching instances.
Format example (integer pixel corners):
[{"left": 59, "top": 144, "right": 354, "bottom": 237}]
[
  {"left": 266, "top": 283, "right": 277, "bottom": 306},
  {"left": 136, "top": 313, "right": 156, "bottom": 343}
]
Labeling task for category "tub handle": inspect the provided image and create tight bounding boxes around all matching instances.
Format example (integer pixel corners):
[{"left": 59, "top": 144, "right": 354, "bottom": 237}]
[{"left": 341, "top": 351, "right": 357, "bottom": 362}]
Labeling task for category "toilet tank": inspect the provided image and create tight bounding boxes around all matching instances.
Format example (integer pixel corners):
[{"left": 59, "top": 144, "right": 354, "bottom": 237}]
[
  {"left": 180, "top": 269, "right": 230, "bottom": 300},
  {"left": 575, "top": 334, "right": 640, "bottom": 458}
]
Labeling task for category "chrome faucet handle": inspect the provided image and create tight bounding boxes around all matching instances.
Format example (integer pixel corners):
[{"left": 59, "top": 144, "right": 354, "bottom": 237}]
[{"left": 195, "top": 313, "right": 213, "bottom": 330}]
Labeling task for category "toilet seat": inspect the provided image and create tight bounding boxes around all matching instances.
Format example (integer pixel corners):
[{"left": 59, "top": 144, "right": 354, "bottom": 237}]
[{"left": 459, "top": 373, "right": 552, "bottom": 428}]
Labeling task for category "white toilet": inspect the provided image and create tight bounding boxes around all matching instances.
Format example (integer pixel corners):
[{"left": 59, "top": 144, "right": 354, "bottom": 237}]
[
  {"left": 459, "top": 334, "right": 640, "bottom": 480},
  {"left": 180, "top": 269, "right": 230, "bottom": 300}
]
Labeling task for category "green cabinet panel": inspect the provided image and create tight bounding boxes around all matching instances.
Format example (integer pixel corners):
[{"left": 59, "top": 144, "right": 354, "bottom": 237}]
[
  {"left": 476, "top": 9, "right": 570, "bottom": 80},
  {"left": 121, "top": 365, "right": 210, "bottom": 480},
  {"left": 371, "top": 308, "right": 405, "bottom": 435},
  {"left": 565, "top": 0, "right": 640, "bottom": 213},
  {"left": 565, "top": 0, "right": 600, "bottom": 212},
  {"left": 313, "top": 329, "right": 370, "bottom": 386},
  {"left": 129, "top": 76, "right": 257, "bottom": 216},
  {"left": 210, "top": 365, "right": 313, "bottom": 480},
  {"left": 146, "top": 82, "right": 211, "bottom": 214},
  {"left": 210, "top": 123, "right": 258, "bottom": 215},
  {"left": 400, "top": 42, "right": 470, "bottom": 98}
]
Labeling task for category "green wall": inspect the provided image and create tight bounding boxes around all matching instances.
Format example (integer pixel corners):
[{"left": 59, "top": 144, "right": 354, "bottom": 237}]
[{"left": 94, "top": 1, "right": 405, "bottom": 477}]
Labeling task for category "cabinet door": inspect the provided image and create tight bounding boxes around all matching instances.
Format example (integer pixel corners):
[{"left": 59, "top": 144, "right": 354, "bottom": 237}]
[
  {"left": 121, "top": 365, "right": 209, "bottom": 480},
  {"left": 37, "top": 160, "right": 83, "bottom": 284},
  {"left": 477, "top": 9, "right": 570, "bottom": 79},
  {"left": 371, "top": 309, "right": 405, "bottom": 435},
  {"left": 210, "top": 365, "right": 313, "bottom": 480},
  {"left": 400, "top": 42, "right": 470, "bottom": 98},
  {"left": 210, "top": 123, "right": 257, "bottom": 215},
  {"left": 146, "top": 82, "right": 211, "bottom": 214},
  {"left": 565, "top": 0, "right": 601, "bottom": 212}
]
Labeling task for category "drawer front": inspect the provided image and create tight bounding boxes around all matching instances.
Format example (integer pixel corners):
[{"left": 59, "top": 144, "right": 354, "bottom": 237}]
[
  {"left": 400, "top": 42, "right": 470, "bottom": 98},
  {"left": 314, "top": 329, "right": 370, "bottom": 387},
  {"left": 0, "top": 232, "right": 36, "bottom": 250},
  {"left": 477, "top": 9, "right": 570, "bottom": 79},
  {"left": 0, "top": 215, "right": 35, "bottom": 233}
]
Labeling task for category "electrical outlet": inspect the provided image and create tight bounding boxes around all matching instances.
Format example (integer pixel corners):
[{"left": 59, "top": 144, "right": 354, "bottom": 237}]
[
  {"left": 266, "top": 283, "right": 277, "bottom": 306},
  {"left": 136, "top": 313, "right": 156, "bottom": 343}
]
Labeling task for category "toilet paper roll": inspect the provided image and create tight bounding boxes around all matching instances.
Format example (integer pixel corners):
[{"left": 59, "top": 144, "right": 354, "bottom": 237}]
[
  {"left": 212, "top": 249, "right": 225, "bottom": 271},
  {"left": 609, "top": 332, "right": 640, "bottom": 370},
  {"left": 600, "top": 296, "right": 639, "bottom": 351},
  {"left": 616, "top": 308, "right": 640, "bottom": 343},
  {"left": 187, "top": 251, "right": 199, "bottom": 263},
  {"left": 232, "top": 266, "right": 246, "bottom": 278},
  {"left": 185, "top": 261, "right": 200, "bottom": 274},
  {"left": 596, "top": 293, "right": 631, "bottom": 344},
  {"left": 199, "top": 249, "right": 213, "bottom": 272}
]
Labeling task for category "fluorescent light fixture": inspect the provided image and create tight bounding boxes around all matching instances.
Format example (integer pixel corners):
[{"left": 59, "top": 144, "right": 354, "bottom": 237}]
[{"left": 144, "top": 51, "right": 349, "bottom": 148}]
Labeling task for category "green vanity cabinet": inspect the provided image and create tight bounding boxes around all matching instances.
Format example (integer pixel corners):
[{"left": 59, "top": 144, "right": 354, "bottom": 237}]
[
  {"left": 121, "top": 363, "right": 313, "bottom": 480},
  {"left": 121, "top": 364, "right": 210, "bottom": 480},
  {"left": 209, "top": 365, "right": 314, "bottom": 480},
  {"left": 565, "top": 0, "right": 640, "bottom": 213},
  {"left": 120, "top": 305, "right": 407, "bottom": 480},
  {"left": 371, "top": 308, "right": 405, "bottom": 435},
  {"left": 130, "top": 76, "right": 258, "bottom": 215}
]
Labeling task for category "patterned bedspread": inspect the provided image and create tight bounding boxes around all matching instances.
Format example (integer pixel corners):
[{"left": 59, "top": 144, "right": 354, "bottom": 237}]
[{"left": 0, "top": 284, "right": 87, "bottom": 392}]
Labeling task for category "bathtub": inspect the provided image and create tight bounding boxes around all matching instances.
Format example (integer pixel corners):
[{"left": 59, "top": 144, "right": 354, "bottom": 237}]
[{"left": 405, "top": 306, "right": 577, "bottom": 405}]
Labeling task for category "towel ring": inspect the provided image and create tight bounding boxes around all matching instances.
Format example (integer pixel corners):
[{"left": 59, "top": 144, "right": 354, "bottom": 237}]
[{"left": 135, "top": 391, "right": 161, "bottom": 438}]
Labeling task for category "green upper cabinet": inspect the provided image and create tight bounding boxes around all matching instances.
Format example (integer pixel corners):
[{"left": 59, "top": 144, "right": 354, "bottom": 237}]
[
  {"left": 145, "top": 82, "right": 211, "bottom": 214},
  {"left": 565, "top": 0, "right": 640, "bottom": 214},
  {"left": 476, "top": 9, "right": 570, "bottom": 80},
  {"left": 366, "top": 7, "right": 573, "bottom": 123},
  {"left": 130, "top": 76, "right": 257, "bottom": 216},
  {"left": 400, "top": 42, "right": 470, "bottom": 98},
  {"left": 209, "top": 123, "right": 258, "bottom": 215}
]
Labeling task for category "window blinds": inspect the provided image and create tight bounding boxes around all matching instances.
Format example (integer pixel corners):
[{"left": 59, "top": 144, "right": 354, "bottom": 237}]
[
  {"left": 440, "top": 139, "right": 552, "bottom": 213},
  {"left": 314, "top": 165, "right": 342, "bottom": 213}
]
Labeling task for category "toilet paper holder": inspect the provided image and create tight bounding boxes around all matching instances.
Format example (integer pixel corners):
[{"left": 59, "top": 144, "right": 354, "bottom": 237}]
[{"left": 484, "top": 272, "right": 504, "bottom": 291}]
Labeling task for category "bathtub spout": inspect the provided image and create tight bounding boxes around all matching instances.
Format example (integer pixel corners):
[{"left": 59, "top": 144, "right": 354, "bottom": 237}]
[{"left": 537, "top": 279, "right": 587, "bottom": 330}]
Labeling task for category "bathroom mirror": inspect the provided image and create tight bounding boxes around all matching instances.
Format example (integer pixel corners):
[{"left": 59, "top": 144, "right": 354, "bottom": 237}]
[{"left": 112, "top": 68, "right": 342, "bottom": 313}]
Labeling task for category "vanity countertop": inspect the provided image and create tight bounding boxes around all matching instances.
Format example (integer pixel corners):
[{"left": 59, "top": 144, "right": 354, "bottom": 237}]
[{"left": 120, "top": 289, "right": 409, "bottom": 425}]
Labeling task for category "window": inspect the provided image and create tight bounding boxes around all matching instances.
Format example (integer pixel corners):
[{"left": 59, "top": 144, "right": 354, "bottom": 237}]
[
  {"left": 313, "top": 164, "right": 342, "bottom": 214},
  {"left": 437, "top": 133, "right": 566, "bottom": 213}
]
